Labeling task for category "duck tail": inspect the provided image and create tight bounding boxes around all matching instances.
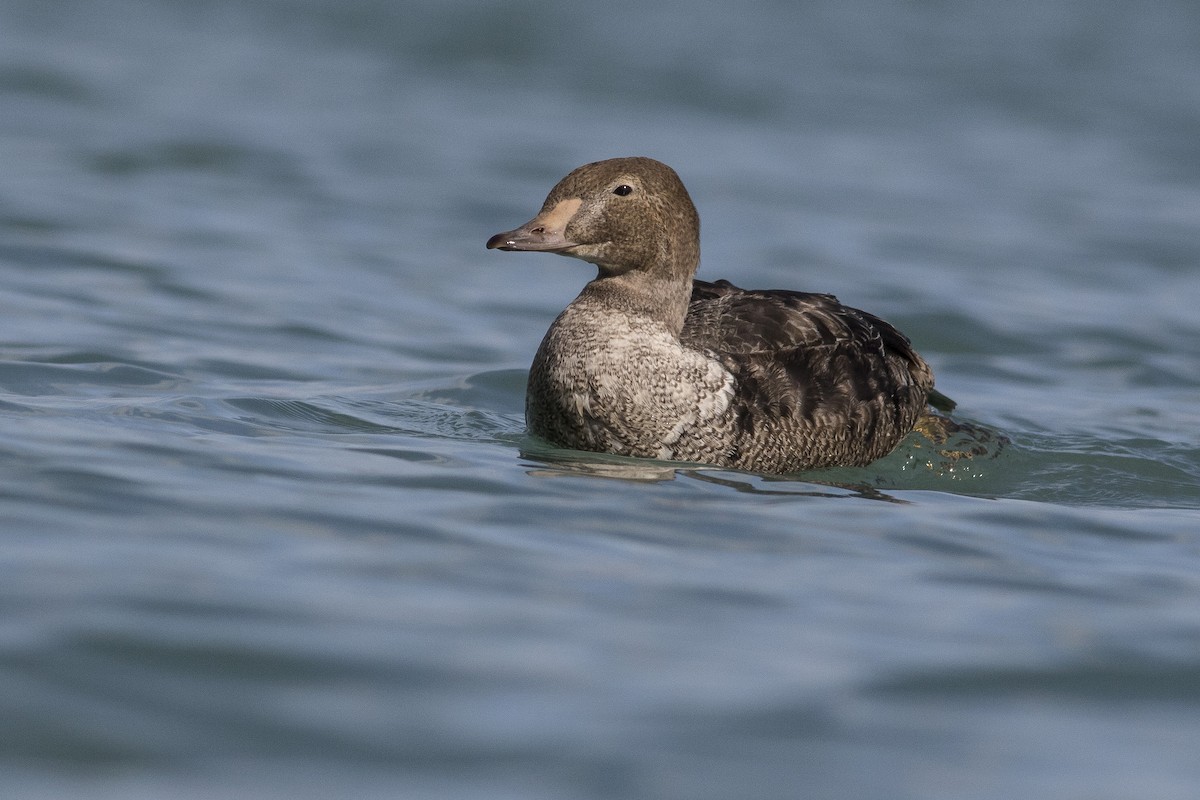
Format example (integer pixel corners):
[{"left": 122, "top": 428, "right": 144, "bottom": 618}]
[{"left": 927, "top": 387, "right": 957, "bottom": 413}]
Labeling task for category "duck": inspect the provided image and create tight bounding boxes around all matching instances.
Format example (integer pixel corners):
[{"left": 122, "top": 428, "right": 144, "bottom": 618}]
[{"left": 486, "top": 156, "right": 954, "bottom": 474}]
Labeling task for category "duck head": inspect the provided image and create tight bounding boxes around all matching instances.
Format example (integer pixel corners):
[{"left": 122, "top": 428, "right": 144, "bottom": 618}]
[{"left": 486, "top": 157, "right": 701, "bottom": 281}]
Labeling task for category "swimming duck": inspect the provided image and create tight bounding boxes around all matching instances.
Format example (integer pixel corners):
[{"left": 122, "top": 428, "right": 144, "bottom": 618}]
[{"left": 486, "top": 157, "right": 953, "bottom": 474}]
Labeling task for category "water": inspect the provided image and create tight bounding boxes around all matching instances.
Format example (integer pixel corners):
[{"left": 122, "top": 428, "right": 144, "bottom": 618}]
[{"left": 2, "top": 0, "right": 1200, "bottom": 797}]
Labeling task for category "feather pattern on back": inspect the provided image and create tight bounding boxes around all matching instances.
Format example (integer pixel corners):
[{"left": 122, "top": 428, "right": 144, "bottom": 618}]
[{"left": 682, "top": 279, "right": 934, "bottom": 469}]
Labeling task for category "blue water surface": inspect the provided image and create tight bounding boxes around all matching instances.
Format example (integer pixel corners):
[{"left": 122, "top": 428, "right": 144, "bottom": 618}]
[{"left": 2, "top": 1, "right": 1200, "bottom": 798}]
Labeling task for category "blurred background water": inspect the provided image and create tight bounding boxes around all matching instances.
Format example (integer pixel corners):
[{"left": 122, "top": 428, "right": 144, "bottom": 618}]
[{"left": 2, "top": 0, "right": 1200, "bottom": 797}]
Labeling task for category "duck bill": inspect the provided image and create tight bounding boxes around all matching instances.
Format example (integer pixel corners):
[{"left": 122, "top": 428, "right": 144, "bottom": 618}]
[
  {"left": 486, "top": 198, "right": 582, "bottom": 252},
  {"left": 485, "top": 223, "right": 576, "bottom": 252}
]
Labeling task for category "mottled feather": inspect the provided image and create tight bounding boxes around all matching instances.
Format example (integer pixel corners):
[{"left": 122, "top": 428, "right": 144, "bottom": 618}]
[{"left": 683, "top": 279, "right": 935, "bottom": 468}]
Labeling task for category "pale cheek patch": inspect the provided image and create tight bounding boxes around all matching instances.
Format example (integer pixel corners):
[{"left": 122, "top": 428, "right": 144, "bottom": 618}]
[{"left": 534, "top": 197, "right": 582, "bottom": 235}]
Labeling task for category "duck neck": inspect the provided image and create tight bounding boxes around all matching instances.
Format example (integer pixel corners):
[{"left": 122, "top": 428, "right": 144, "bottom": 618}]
[{"left": 579, "top": 268, "right": 694, "bottom": 338}]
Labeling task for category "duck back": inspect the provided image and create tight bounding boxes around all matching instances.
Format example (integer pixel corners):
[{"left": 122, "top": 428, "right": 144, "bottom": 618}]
[{"left": 680, "top": 279, "right": 935, "bottom": 471}]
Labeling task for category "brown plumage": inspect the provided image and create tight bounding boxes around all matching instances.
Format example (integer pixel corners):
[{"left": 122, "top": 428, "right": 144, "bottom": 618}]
[{"left": 486, "top": 157, "right": 953, "bottom": 474}]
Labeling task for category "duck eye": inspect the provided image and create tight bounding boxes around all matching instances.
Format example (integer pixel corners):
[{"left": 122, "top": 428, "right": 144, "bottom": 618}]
[{"left": 612, "top": 184, "right": 633, "bottom": 197}]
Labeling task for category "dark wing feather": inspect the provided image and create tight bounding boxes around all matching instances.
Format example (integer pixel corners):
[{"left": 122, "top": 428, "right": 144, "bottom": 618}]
[{"left": 683, "top": 279, "right": 937, "bottom": 445}]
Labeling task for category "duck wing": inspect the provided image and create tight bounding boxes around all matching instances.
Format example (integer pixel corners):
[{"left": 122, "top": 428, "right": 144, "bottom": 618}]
[{"left": 682, "top": 279, "right": 943, "bottom": 449}]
